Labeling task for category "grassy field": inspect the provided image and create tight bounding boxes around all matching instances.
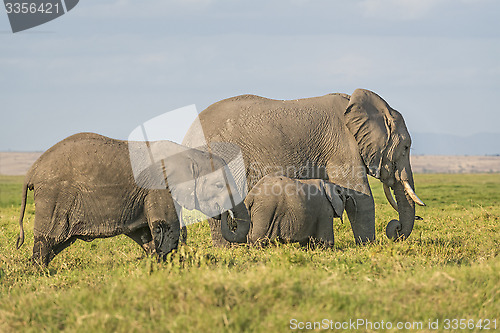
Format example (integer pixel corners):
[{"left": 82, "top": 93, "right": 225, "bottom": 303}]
[{"left": 0, "top": 174, "right": 498, "bottom": 332}]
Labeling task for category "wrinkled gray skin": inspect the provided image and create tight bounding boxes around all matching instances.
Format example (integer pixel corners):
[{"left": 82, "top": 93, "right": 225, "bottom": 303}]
[
  {"left": 184, "top": 89, "right": 425, "bottom": 246},
  {"left": 221, "top": 175, "right": 345, "bottom": 246},
  {"left": 16, "top": 133, "right": 241, "bottom": 266}
]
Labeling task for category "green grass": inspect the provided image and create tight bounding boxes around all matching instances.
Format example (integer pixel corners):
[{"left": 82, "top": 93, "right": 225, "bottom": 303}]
[{"left": 0, "top": 174, "right": 498, "bottom": 332}]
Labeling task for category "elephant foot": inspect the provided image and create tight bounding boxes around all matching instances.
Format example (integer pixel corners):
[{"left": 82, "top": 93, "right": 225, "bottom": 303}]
[
  {"left": 152, "top": 220, "right": 180, "bottom": 261},
  {"left": 31, "top": 236, "right": 57, "bottom": 267},
  {"left": 302, "top": 238, "right": 334, "bottom": 250}
]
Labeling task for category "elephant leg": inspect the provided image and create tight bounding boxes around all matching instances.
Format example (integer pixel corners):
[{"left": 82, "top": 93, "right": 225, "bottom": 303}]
[
  {"left": 31, "top": 235, "right": 54, "bottom": 267},
  {"left": 345, "top": 191, "right": 375, "bottom": 244},
  {"left": 31, "top": 236, "right": 76, "bottom": 267},
  {"left": 208, "top": 217, "right": 232, "bottom": 247},
  {"left": 315, "top": 217, "right": 335, "bottom": 248},
  {"left": 149, "top": 219, "right": 180, "bottom": 260},
  {"left": 177, "top": 208, "right": 187, "bottom": 244},
  {"left": 125, "top": 226, "right": 155, "bottom": 256},
  {"left": 180, "top": 226, "right": 187, "bottom": 244},
  {"left": 31, "top": 198, "right": 74, "bottom": 266},
  {"left": 145, "top": 191, "right": 181, "bottom": 260},
  {"left": 301, "top": 236, "right": 334, "bottom": 249},
  {"left": 299, "top": 237, "right": 327, "bottom": 249},
  {"left": 328, "top": 162, "right": 375, "bottom": 244}
]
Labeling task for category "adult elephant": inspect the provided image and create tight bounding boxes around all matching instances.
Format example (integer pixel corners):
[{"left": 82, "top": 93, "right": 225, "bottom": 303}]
[{"left": 183, "top": 89, "right": 425, "bottom": 246}]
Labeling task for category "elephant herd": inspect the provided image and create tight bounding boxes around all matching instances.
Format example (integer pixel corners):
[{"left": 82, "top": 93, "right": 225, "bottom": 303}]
[{"left": 16, "top": 89, "right": 425, "bottom": 266}]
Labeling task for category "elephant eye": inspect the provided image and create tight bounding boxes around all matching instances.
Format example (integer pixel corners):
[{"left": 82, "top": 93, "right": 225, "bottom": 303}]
[{"left": 215, "top": 182, "right": 225, "bottom": 190}]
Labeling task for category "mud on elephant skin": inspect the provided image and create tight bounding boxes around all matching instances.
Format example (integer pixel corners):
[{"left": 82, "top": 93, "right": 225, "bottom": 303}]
[
  {"left": 183, "top": 89, "right": 425, "bottom": 246},
  {"left": 221, "top": 175, "right": 345, "bottom": 247},
  {"left": 16, "top": 132, "right": 240, "bottom": 267}
]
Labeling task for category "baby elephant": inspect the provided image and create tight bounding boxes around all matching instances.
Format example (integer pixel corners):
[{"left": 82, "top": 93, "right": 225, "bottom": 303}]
[
  {"left": 222, "top": 175, "right": 346, "bottom": 247},
  {"left": 17, "top": 132, "right": 240, "bottom": 266}
]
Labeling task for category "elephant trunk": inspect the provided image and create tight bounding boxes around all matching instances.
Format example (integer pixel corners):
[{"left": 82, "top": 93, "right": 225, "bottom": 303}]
[
  {"left": 386, "top": 171, "right": 421, "bottom": 240},
  {"left": 220, "top": 201, "right": 251, "bottom": 243}
]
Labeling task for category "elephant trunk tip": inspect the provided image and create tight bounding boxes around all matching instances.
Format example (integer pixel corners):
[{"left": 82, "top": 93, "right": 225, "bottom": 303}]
[
  {"left": 220, "top": 207, "right": 250, "bottom": 243},
  {"left": 386, "top": 219, "right": 407, "bottom": 241}
]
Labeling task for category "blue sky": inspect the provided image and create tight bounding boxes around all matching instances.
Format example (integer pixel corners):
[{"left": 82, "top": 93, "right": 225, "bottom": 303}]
[{"left": 1, "top": 0, "right": 499, "bottom": 151}]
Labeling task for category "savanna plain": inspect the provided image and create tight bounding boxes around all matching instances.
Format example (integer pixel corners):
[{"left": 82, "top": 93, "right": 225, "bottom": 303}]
[{"left": 0, "top": 174, "right": 498, "bottom": 332}]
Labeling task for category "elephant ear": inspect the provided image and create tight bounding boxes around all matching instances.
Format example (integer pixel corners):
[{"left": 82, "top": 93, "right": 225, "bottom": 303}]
[
  {"left": 321, "top": 181, "right": 345, "bottom": 221},
  {"left": 344, "top": 89, "right": 396, "bottom": 178},
  {"left": 163, "top": 152, "right": 199, "bottom": 211}
]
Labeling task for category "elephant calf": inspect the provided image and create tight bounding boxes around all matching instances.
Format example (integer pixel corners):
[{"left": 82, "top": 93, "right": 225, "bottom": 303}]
[
  {"left": 16, "top": 132, "right": 240, "bottom": 266},
  {"left": 222, "top": 175, "right": 346, "bottom": 247}
]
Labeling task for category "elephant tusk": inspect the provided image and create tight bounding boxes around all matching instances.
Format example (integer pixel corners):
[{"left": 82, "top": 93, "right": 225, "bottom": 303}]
[
  {"left": 402, "top": 180, "right": 426, "bottom": 206},
  {"left": 228, "top": 209, "right": 234, "bottom": 219},
  {"left": 383, "top": 184, "right": 398, "bottom": 212}
]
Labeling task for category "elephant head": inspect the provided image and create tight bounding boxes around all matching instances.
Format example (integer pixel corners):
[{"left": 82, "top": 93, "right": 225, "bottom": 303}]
[
  {"left": 131, "top": 141, "right": 244, "bottom": 219},
  {"left": 187, "top": 141, "right": 251, "bottom": 244},
  {"left": 344, "top": 89, "right": 425, "bottom": 240},
  {"left": 165, "top": 148, "right": 245, "bottom": 219}
]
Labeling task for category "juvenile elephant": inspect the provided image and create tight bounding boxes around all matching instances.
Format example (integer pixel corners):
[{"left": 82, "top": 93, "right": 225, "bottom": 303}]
[
  {"left": 221, "top": 176, "right": 345, "bottom": 247},
  {"left": 183, "top": 89, "right": 425, "bottom": 245},
  {"left": 16, "top": 132, "right": 243, "bottom": 266}
]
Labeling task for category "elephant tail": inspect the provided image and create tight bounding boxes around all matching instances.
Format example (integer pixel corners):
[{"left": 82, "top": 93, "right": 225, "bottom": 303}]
[{"left": 16, "top": 181, "right": 29, "bottom": 249}]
